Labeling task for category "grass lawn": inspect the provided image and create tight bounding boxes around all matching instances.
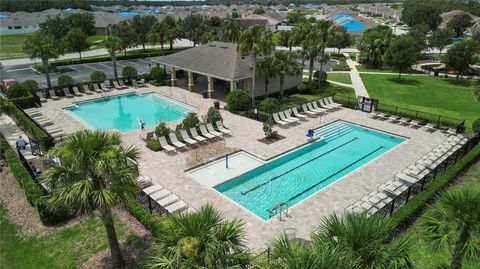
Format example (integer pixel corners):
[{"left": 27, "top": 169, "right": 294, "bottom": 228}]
[
  {"left": 272, "top": 32, "right": 281, "bottom": 46},
  {"left": 327, "top": 73, "right": 352, "bottom": 84},
  {"left": 394, "top": 162, "right": 480, "bottom": 269},
  {"left": 356, "top": 65, "right": 422, "bottom": 74},
  {"left": 280, "top": 83, "right": 355, "bottom": 109},
  {"left": 361, "top": 74, "right": 479, "bottom": 129},
  {"left": 0, "top": 206, "right": 142, "bottom": 269},
  {"left": 0, "top": 33, "right": 33, "bottom": 60},
  {"left": 348, "top": 52, "right": 357, "bottom": 60},
  {"left": 86, "top": 35, "right": 106, "bottom": 49}
]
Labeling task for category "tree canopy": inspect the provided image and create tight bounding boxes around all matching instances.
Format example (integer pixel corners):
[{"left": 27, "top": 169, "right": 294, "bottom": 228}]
[
  {"left": 443, "top": 41, "right": 475, "bottom": 77},
  {"left": 401, "top": 0, "right": 443, "bottom": 31},
  {"left": 385, "top": 35, "right": 421, "bottom": 78},
  {"left": 447, "top": 13, "right": 474, "bottom": 36}
]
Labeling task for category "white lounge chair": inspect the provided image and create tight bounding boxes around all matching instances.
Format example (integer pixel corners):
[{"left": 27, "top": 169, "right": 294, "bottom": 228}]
[
  {"left": 92, "top": 83, "right": 103, "bottom": 93},
  {"left": 72, "top": 86, "right": 83, "bottom": 97},
  {"left": 37, "top": 90, "right": 48, "bottom": 103},
  {"left": 169, "top": 133, "right": 186, "bottom": 148},
  {"left": 318, "top": 99, "right": 335, "bottom": 110},
  {"left": 180, "top": 130, "right": 197, "bottom": 145},
  {"left": 119, "top": 79, "right": 129, "bottom": 89},
  {"left": 158, "top": 136, "right": 175, "bottom": 152},
  {"left": 157, "top": 194, "right": 180, "bottom": 207},
  {"left": 278, "top": 111, "right": 295, "bottom": 123},
  {"left": 215, "top": 121, "right": 231, "bottom": 134},
  {"left": 409, "top": 119, "right": 422, "bottom": 128},
  {"left": 151, "top": 189, "right": 171, "bottom": 201},
  {"left": 143, "top": 184, "right": 164, "bottom": 195},
  {"left": 198, "top": 125, "right": 216, "bottom": 138},
  {"left": 189, "top": 127, "right": 207, "bottom": 142},
  {"left": 100, "top": 82, "right": 111, "bottom": 90},
  {"left": 326, "top": 96, "right": 342, "bottom": 108},
  {"left": 291, "top": 107, "right": 308, "bottom": 119},
  {"left": 308, "top": 102, "right": 326, "bottom": 113},
  {"left": 62, "top": 87, "right": 73, "bottom": 98},
  {"left": 423, "top": 123, "right": 437, "bottom": 132},
  {"left": 204, "top": 124, "right": 223, "bottom": 137},
  {"left": 80, "top": 84, "right": 94, "bottom": 95},
  {"left": 25, "top": 108, "right": 42, "bottom": 117},
  {"left": 48, "top": 89, "right": 61, "bottom": 100},
  {"left": 165, "top": 200, "right": 188, "bottom": 213},
  {"left": 272, "top": 113, "right": 289, "bottom": 126},
  {"left": 301, "top": 103, "right": 318, "bottom": 115},
  {"left": 281, "top": 110, "right": 299, "bottom": 122},
  {"left": 138, "top": 78, "right": 146, "bottom": 87}
]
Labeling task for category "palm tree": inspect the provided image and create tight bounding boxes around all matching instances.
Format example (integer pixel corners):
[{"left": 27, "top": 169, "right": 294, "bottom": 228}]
[
  {"left": 301, "top": 38, "right": 322, "bottom": 82},
  {"left": 237, "top": 26, "right": 275, "bottom": 105},
  {"left": 23, "top": 32, "right": 61, "bottom": 88},
  {"left": 149, "top": 21, "right": 167, "bottom": 52},
  {"left": 256, "top": 56, "right": 277, "bottom": 95},
  {"left": 104, "top": 36, "right": 122, "bottom": 80},
  {"left": 148, "top": 204, "right": 249, "bottom": 269},
  {"left": 421, "top": 184, "right": 480, "bottom": 269},
  {"left": 313, "top": 212, "right": 413, "bottom": 268},
  {"left": 42, "top": 130, "right": 140, "bottom": 268},
  {"left": 273, "top": 51, "right": 301, "bottom": 97},
  {"left": 221, "top": 18, "right": 242, "bottom": 43},
  {"left": 317, "top": 53, "right": 330, "bottom": 87},
  {"left": 163, "top": 15, "right": 178, "bottom": 50}
]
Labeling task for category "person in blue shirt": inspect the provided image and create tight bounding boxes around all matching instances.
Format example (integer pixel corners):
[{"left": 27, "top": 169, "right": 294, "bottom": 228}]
[{"left": 16, "top": 136, "right": 27, "bottom": 149}]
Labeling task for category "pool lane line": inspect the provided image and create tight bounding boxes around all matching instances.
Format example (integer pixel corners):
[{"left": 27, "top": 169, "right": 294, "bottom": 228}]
[
  {"left": 267, "top": 145, "right": 386, "bottom": 214},
  {"left": 241, "top": 137, "right": 359, "bottom": 196}
]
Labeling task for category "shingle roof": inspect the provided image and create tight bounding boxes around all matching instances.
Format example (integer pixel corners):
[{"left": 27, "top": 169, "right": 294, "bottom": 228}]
[{"left": 152, "top": 41, "right": 253, "bottom": 81}]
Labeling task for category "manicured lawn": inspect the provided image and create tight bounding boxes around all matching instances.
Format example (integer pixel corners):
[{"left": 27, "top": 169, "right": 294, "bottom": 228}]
[
  {"left": 356, "top": 65, "right": 422, "bottom": 74},
  {"left": 271, "top": 32, "right": 281, "bottom": 46},
  {"left": 0, "top": 206, "right": 141, "bottom": 269},
  {"left": 394, "top": 162, "right": 480, "bottom": 269},
  {"left": 327, "top": 73, "right": 352, "bottom": 84},
  {"left": 348, "top": 52, "right": 357, "bottom": 60},
  {"left": 280, "top": 83, "right": 355, "bottom": 109},
  {"left": 0, "top": 33, "right": 33, "bottom": 60},
  {"left": 86, "top": 35, "right": 106, "bottom": 49},
  {"left": 361, "top": 74, "right": 479, "bottom": 129}
]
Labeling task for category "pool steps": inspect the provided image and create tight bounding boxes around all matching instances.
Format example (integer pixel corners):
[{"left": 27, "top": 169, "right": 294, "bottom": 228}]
[
  {"left": 150, "top": 95, "right": 194, "bottom": 115},
  {"left": 315, "top": 122, "right": 354, "bottom": 141}
]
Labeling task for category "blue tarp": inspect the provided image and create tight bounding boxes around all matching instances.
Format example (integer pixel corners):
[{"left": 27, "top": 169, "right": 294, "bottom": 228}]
[
  {"left": 342, "top": 21, "right": 366, "bottom": 31},
  {"left": 119, "top": 11, "right": 143, "bottom": 17}
]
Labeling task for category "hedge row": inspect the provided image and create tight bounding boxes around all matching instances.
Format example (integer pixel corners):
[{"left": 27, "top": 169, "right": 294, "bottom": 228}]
[
  {"left": 1, "top": 99, "right": 54, "bottom": 149},
  {"left": 0, "top": 134, "right": 67, "bottom": 225},
  {"left": 391, "top": 143, "right": 480, "bottom": 228},
  {"left": 124, "top": 196, "right": 162, "bottom": 236}
]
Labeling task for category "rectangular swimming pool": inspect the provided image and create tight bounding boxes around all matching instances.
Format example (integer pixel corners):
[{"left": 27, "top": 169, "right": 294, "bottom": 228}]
[
  {"left": 66, "top": 93, "right": 194, "bottom": 132},
  {"left": 214, "top": 121, "right": 406, "bottom": 220}
]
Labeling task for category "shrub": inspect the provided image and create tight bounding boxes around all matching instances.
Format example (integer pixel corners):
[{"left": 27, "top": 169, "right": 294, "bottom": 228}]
[
  {"left": 146, "top": 139, "right": 162, "bottom": 151},
  {"left": 6, "top": 84, "right": 30, "bottom": 99},
  {"left": 155, "top": 122, "right": 172, "bottom": 137},
  {"left": 226, "top": 89, "right": 251, "bottom": 111},
  {"left": 150, "top": 66, "right": 167, "bottom": 82},
  {"left": 90, "top": 70, "right": 107, "bottom": 82},
  {"left": 472, "top": 119, "right": 480, "bottom": 133},
  {"left": 332, "top": 62, "right": 350, "bottom": 71},
  {"left": 313, "top": 70, "right": 327, "bottom": 83},
  {"left": 122, "top": 66, "right": 138, "bottom": 80},
  {"left": 57, "top": 75, "right": 75, "bottom": 86},
  {"left": 206, "top": 107, "right": 222, "bottom": 123},
  {"left": 182, "top": 112, "right": 200, "bottom": 129},
  {"left": 259, "top": 98, "right": 281, "bottom": 113},
  {"left": 124, "top": 196, "right": 162, "bottom": 236},
  {"left": 21, "top": 80, "right": 39, "bottom": 94},
  {"left": 297, "top": 82, "right": 317, "bottom": 94}
]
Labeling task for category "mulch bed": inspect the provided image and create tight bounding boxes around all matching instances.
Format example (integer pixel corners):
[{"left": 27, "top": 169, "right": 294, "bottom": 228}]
[{"left": 258, "top": 134, "right": 286, "bottom": 144}]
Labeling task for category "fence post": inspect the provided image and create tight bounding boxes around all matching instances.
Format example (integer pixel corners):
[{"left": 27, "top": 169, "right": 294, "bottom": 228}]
[
  {"left": 437, "top": 115, "right": 441, "bottom": 125},
  {"left": 415, "top": 110, "right": 419, "bottom": 119},
  {"left": 389, "top": 199, "right": 395, "bottom": 216},
  {"left": 148, "top": 196, "right": 153, "bottom": 213}
]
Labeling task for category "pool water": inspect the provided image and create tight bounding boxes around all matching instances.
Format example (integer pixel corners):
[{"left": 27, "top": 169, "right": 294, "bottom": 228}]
[
  {"left": 215, "top": 122, "right": 405, "bottom": 220},
  {"left": 66, "top": 93, "right": 194, "bottom": 132},
  {"left": 119, "top": 11, "right": 143, "bottom": 17}
]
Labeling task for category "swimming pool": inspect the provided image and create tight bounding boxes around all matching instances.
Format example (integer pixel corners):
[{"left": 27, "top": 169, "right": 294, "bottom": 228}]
[
  {"left": 214, "top": 121, "right": 405, "bottom": 220},
  {"left": 66, "top": 93, "right": 194, "bottom": 132},
  {"left": 119, "top": 11, "right": 143, "bottom": 17}
]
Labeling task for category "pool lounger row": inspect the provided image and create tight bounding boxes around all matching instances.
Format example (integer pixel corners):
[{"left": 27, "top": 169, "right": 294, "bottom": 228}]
[
  {"left": 274, "top": 97, "right": 342, "bottom": 127},
  {"left": 157, "top": 121, "right": 231, "bottom": 153},
  {"left": 21, "top": 108, "right": 68, "bottom": 140},
  {"left": 369, "top": 112, "right": 459, "bottom": 135},
  {"left": 41, "top": 79, "right": 134, "bottom": 101},
  {"left": 142, "top": 184, "right": 188, "bottom": 213}
]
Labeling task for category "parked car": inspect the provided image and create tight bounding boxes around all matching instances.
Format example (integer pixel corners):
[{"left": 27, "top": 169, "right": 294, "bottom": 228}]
[{"left": 1, "top": 79, "right": 18, "bottom": 90}]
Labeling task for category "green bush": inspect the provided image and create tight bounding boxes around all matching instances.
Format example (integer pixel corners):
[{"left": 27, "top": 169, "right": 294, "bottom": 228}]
[
  {"left": 21, "top": 80, "right": 39, "bottom": 94},
  {"left": 150, "top": 66, "right": 167, "bottom": 82},
  {"left": 206, "top": 107, "right": 222, "bottom": 123},
  {"left": 154, "top": 122, "right": 172, "bottom": 138},
  {"left": 314, "top": 70, "right": 327, "bottom": 83},
  {"left": 332, "top": 62, "right": 350, "bottom": 71},
  {"left": 31, "top": 63, "right": 57, "bottom": 73},
  {"left": 182, "top": 112, "right": 200, "bottom": 129},
  {"left": 90, "top": 70, "right": 107, "bottom": 82},
  {"left": 391, "top": 143, "right": 480, "bottom": 228},
  {"left": 259, "top": 97, "right": 281, "bottom": 113},
  {"left": 146, "top": 139, "right": 161, "bottom": 151},
  {"left": 57, "top": 75, "right": 75, "bottom": 86},
  {"left": 6, "top": 84, "right": 30, "bottom": 99},
  {"left": 226, "top": 89, "right": 251, "bottom": 111},
  {"left": 124, "top": 196, "right": 162, "bottom": 236},
  {"left": 122, "top": 66, "right": 138, "bottom": 80},
  {"left": 472, "top": 119, "right": 480, "bottom": 133},
  {"left": 297, "top": 82, "right": 317, "bottom": 94}
]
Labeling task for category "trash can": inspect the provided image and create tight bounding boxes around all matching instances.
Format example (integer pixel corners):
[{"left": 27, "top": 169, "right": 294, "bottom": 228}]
[
  {"left": 214, "top": 101, "right": 220, "bottom": 109},
  {"left": 202, "top": 91, "right": 208, "bottom": 98}
]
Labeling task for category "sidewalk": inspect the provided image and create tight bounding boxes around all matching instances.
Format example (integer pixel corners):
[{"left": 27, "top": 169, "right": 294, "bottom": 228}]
[
  {"left": 0, "top": 114, "right": 39, "bottom": 160},
  {"left": 1, "top": 39, "right": 194, "bottom": 67},
  {"left": 343, "top": 53, "right": 369, "bottom": 98}
]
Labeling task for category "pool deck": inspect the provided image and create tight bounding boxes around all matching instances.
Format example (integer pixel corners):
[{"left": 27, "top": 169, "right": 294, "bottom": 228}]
[{"left": 38, "top": 85, "right": 448, "bottom": 250}]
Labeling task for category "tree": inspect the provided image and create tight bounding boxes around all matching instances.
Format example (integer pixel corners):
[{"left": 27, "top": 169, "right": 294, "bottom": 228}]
[
  {"left": 314, "top": 212, "right": 413, "bottom": 268},
  {"left": 221, "top": 18, "right": 242, "bottom": 43},
  {"left": 63, "top": 28, "right": 89, "bottom": 59},
  {"left": 237, "top": 26, "right": 274, "bottom": 105},
  {"left": 256, "top": 56, "right": 276, "bottom": 95},
  {"left": 301, "top": 38, "right": 322, "bottom": 82},
  {"left": 358, "top": 26, "right": 393, "bottom": 68},
  {"left": 163, "top": 15, "right": 178, "bottom": 50},
  {"left": 149, "top": 21, "right": 167, "bottom": 52},
  {"left": 104, "top": 36, "right": 122, "bottom": 80},
  {"left": 21, "top": 80, "right": 39, "bottom": 94},
  {"left": 429, "top": 28, "right": 454, "bottom": 55},
  {"left": 23, "top": 32, "right": 61, "bottom": 88},
  {"left": 443, "top": 41, "right": 475, "bottom": 78},
  {"left": 122, "top": 66, "right": 137, "bottom": 81},
  {"left": 421, "top": 184, "right": 480, "bottom": 269},
  {"left": 39, "top": 15, "right": 69, "bottom": 40},
  {"left": 226, "top": 89, "right": 251, "bottom": 111},
  {"left": 328, "top": 26, "right": 353, "bottom": 55},
  {"left": 316, "top": 20, "right": 334, "bottom": 86},
  {"left": 273, "top": 51, "right": 301, "bottom": 97},
  {"left": 182, "top": 14, "right": 206, "bottom": 47},
  {"left": 447, "top": 13, "right": 473, "bottom": 36},
  {"left": 406, "top": 24, "right": 429, "bottom": 52},
  {"left": 401, "top": 0, "right": 442, "bottom": 31},
  {"left": 385, "top": 35, "right": 421, "bottom": 78},
  {"left": 130, "top": 15, "right": 157, "bottom": 51},
  {"left": 148, "top": 204, "right": 248, "bottom": 268},
  {"left": 254, "top": 6, "right": 265, "bottom": 14},
  {"left": 150, "top": 66, "right": 167, "bottom": 82},
  {"left": 90, "top": 70, "right": 107, "bottom": 82},
  {"left": 6, "top": 84, "right": 29, "bottom": 99},
  {"left": 42, "top": 130, "right": 140, "bottom": 268},
  {"left": 112, "top": 21, "right": 137, "bottom": 55},
  {"left": 278, "top": 30, "right": 291, "bottom": 49},
  {"left": 65, "top": 13, "right": 95, "bottom": 36},
  {"left": 57, "top": 75, "right": 75, "bottom": 86}
]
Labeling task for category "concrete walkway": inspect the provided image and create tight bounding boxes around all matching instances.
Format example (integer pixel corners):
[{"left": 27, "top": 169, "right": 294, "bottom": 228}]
[
  {"left": 327, "top": 80, "right": 354, "bottom": 88},
  {"left": 0, "top": 114, "right": 39, "bottom": 160},
  {"left": 343, "top": 53, "right": 369, "bottom": 97}
]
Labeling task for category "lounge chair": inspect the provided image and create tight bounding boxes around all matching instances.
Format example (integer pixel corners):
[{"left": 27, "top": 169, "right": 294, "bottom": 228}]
[
  {"left": 326, "top": 96, "right": 342, "bottom": 108},
  {"left": 272, "top": 113, "right": 289, "bottom": 126},
  {"left": 423, "top": 123, "right": 437, "bottom": 132},
  {"left": 137, "top": 78, "right": 146, "bottom": 87},
  {"left": 80, "top": 84, "right": 94, "bottom": 95},
  {"left": 165, "top": 200, "right": 188, "bottom": 213},
  {"left": 309, "top": 102, "right": 327, "bottom": 113},
  {"left": 199, "top": 125, "right": 217, "bottom": 138},
  {"left": 71, "top": 86, "right": 83, "bottom": 97},
  {"left": 158, "top": 136, "right": 176, "bottom": 152},
  {"left": 24, "top": 108, "right": 42, "bottom": 117},
  {"left": 207, "top": 123, "right": 224, "bottom": 136},
  {"left": 386, "top": 115, "right": 401, "bottom": 123},
  {"left": 180, "top": 130, "right": 197, "bottom": 145},
  {"left": 62, "top": 87, "right": 73, "bottom": 98},
  {"left": 48, "top": 89, "right": 61, "bottom": 100},
  {"left": 409, "top": 119, "right": 422, "bottom": 128},
  {"left": 113, "top": 80, "right": 124, "bottom": 90},
  {"left": 285, "top": 109, "right": 301, "bottom": 122},
  {"left": 143, "top": 184, "right": 164, "bottom": 195},
  {"left": 301, "top": 103, "right": 318, "bottom": 115},
  {"left": 118, "top": 79, "right": 128, "bottom": 89},
  {"left": 168, "top": 133, "right": 186, "bottom": 149},
  {"left": 37, "top": 90, "right": 48, "bottom": 103},
  {"left": 92, "top": 83, "right": 103, "bottom": 93},
  {"left": 394, "top": 173, "right": 419, "bottom": 185},
  {"left": 215, "top": 121, "right": 231, "bottom": 134},
  {"left": 280, "top": 110, "right": 298, "bottom": 122},
  {"left": 157, "top": 194, "right": 180, "bottom": 207},
  {"left": 35, "top": 118, "right": 54, "bottom": 127},
  {"left": 291, "top": 107, "right": 308, "bottom": 119},
  {"left": 150, "top": 189, "right": 171, "bottom": 201},
  {"left": 189, "top": 127, "right": 207, "bottom": 142},
  {"left": 397, "top": 117, "right": 411, "bottom": 125},
  {"left": 318, "top": 99, "right": 335, "bottom": 110},
  {"left": 137, "top": 176, "right": 152, "bottom": 188},
  {"left": 44, "top": 126, "right": 63, "bottom": 133},
  {"left": 100, "top": 82, "right": 110, "bottom": 91}
]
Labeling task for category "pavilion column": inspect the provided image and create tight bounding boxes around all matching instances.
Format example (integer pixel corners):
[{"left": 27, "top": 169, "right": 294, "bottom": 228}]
[
  {"left": 207, "top": 76, "right": 214, "bottom": 98},
  {"left": 230, "top": 80, "right": 236, "bottom": 91},
  {"left": 187, "top": 71, "right": 194, "bottom": 92},
  {"left": 170, "top": 67, "right": 176, "bottom": 87}
]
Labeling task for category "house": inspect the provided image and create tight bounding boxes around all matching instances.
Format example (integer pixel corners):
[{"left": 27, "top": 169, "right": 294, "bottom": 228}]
[
  {"left": 237, "top": 13, "right": 282, "bottom": 31},
  {"left": 0, "top": 9, "right": 62, "bottom": 35}
]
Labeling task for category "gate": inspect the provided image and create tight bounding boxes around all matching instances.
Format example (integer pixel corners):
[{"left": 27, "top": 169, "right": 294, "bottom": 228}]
[{"left": 357, "top": 96, "right": 378, "bottom": 112}]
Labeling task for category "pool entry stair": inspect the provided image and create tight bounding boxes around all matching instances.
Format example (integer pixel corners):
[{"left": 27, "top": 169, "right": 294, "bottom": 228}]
[{"left": 314, "top": 121, "right": 355, "bottom": 141}]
